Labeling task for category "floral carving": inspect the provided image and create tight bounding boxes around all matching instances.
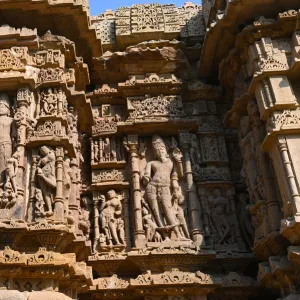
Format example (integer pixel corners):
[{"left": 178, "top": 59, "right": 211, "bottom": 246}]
[
  {"left": 127, "top": 95, "right": 184, "bottom": 120},
  {"left": 92, "top": 169, "right": 125, "bottom": 183}
]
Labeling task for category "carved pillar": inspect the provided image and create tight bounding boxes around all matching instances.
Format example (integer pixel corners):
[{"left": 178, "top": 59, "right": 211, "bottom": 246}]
[
  {"left": 14, "top": 87, "right": 32, "bottom": 217},
  {"left": 227, "top": 187, "right": 246, "bottom": 250},
  {"left": 249, "top": 101, "right": 282, "bottom": 232},
  {"left": 93, "top": 193, "right": 100, "bottom": 252},
  {"left": 28, "top": 149, "right": 38, "bottom": 222},
  {"left": 197, "top": 187, "right": 211, "bottom": 245},
  {"left": 90, "top": 138, "right": 94, "bottom": 164},
  {"left": 179, "top": 132, "right": 204, "bottom": 247},
  {"left": 277, "top": 136, "right": 300, "bottom": 217},
  {"left": 99, "top": 137, "right": 104, "bottom": 162},
  {"left": 54, "top": 146, "right": 64, "bottom": 221},
  {"left": 69, "top": 158, "right": 79, "bottom": 230},
  {"left": 126, "top": 134, "right": 146, "bottom": 248},
  {"left": 122, "top": 189, "right": 131, "bottom": 251},
  {"left": 57, "top": 87, "right": 64, "bottom": 116}
]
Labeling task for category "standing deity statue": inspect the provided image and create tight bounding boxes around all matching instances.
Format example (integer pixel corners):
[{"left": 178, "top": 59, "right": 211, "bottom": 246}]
[
  {"left": 99, "top": 190, "right": 125, "bottom": 246},
  {"left": 0, "top": 94, "right": 16, "bottom": 184},
  {"left": 66, "top": 106, "right": 79, "bottom": 144},
  {"left": 190, "top": 134, "right": 201, "bottom": 165},
  {"left": 111, "top": 137, "right": 117, "bottom": 161},
  {"left": 237, "top": 193, "right": 254, "bottom": 248},
  {"left": 142, "top": 135, "right": 188, "bottom": 241},
  {"left": 79, "top": 196, "right": 91, "bottom": 239},
  {"left": 63, "top": 157, "right": 74, "bottom": 216},
  {"left": 5, "top": 150, "right": 20, "bottom": 193},
  {"left": 36, "top": 146, "right": 56, "bottom": 216},
  {"left": 210, "top": 188, "right": 231, "bottom": 244},
  {"left": 103, "top": 138, "right": 111, "bottom": 161}
]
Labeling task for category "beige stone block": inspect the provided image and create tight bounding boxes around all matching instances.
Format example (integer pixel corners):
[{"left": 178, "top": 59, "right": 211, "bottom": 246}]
[
  {"left": 0, "top": 290, "right": 26, "bottom": 300},
  {"left": 269, "top": 76, "right": 296, "bottom": 106},
  {"left": 255, "top": 76, "right": 297, "bottom": 119},
  {"left": 27, "top": 292, "right": 72, "bottom": 300}
]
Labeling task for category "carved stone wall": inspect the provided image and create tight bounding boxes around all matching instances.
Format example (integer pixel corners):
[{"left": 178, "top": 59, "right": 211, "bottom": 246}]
[{"left": 0, "top": 0, "right": 299, "bottom": 300}]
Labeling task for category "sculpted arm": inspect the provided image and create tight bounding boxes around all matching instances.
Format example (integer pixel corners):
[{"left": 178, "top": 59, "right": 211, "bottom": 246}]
[
  {"left": 11, "top": 119, "right": 18, "bottom": 147},
  {"left": 172, "top": 148, "right": 184, "bottom": 179},
  {"left": 143, "top": 161, "right": 152, "bottom": 185}
]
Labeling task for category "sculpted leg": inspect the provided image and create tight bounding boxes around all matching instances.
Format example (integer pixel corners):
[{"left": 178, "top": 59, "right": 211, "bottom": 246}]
[
  {"left": 146, "top": 185, "right": 163, "bottom": 227},
  {"left": 44, "top": 194, "right": 53, "bottom": 215},
  {"left": 109, "top": 221, "right": 120, "bottom": 245},
  {"left": 160, "top": 189, "right": 183, "bottom": 239}
]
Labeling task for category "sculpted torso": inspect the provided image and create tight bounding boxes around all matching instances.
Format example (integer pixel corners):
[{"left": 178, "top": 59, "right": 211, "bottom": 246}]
[
  {"left": 148, "top": 159, "right": 173, "bottom": 185},
  {"left": 101, "top": 198, "right": 121, "bottom": 217},
  {"left": 0, "top": 116, "right": 14, "bottom": 144}
]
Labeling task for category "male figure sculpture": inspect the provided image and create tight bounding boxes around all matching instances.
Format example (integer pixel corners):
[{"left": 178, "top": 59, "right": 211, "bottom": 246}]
[
  {"left": 5, "top": 151, "right": 20, "bottom": 193},
  {"left": 36, "top": 146, "right": 56, "bottom": 216},
  {"left": 143, "top": 135, "right": 187, "bottom": 241},
  {"left": 0, "top": 94, "right": 16, "bottom": 184}
]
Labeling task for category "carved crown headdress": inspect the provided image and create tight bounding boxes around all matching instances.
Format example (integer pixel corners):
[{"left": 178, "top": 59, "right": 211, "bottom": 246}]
[
  {"left": 0, "top": 94, "right": 10, "bottom": 108},
  {"left": 152, "top": 135, "right": 166, "bottom": 150}
]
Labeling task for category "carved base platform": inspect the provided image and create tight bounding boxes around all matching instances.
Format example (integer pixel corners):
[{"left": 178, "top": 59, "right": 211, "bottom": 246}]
[
  {"left": 65, "top": 237, "right": 92, "bottom": 261},
  {"left": 0, "top": 220, "right": 28, "bottom": 250},
  {"left": 9, "top": 222, "right": 77, "bottom": 252},
  {"left": 128, "top": 246, "right": 216, "bottom": 272},
  {"left": 88, "top": 251, "right": 127, "bottom": 276}
]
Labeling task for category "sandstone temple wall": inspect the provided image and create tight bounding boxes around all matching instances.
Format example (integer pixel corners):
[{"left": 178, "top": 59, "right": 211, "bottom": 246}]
[{"left": 0, "top": 1, "right": 298, "bottom": 299}]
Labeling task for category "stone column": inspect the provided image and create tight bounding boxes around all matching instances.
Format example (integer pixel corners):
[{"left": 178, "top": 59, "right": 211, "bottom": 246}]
[
  {"left": 122, "top": 189, "right": 132, "bottom": 251},
  {"left": 54, "top": 146, "right": 64, "bottom": 221},
  {"left": 126, "top": 134, "right": 146, "bottom": 248},
  {"left": 253, "top": 62, "right": 300, "bottom": 242},
  {"left": 277, "top": 136, "right": 300, "bottom": 217},
  {"left": 179, "top": 132, "right": 204, "bottom": 247},
  {"left": 93, "top": 193, "right": 100, "bottom": 252},
  {"left": 14, "top": 87, "right": 32, "bottom": 219},
  {"left": 27, "top": 149, "right": 38, "bottom": 222},
  {"left": 90, "top": 138, "right": 94, "bottom": 164},
  {"left": 57, "top": 87, "right": 64, "bottom": 116},
  {"left": 69, "top": 158, "right": 79, "bottom": 230}
]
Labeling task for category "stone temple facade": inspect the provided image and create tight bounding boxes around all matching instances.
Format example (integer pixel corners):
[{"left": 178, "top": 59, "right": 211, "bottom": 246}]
[{"left": 0, "top": 0, "right": 300, "bottom": 299}]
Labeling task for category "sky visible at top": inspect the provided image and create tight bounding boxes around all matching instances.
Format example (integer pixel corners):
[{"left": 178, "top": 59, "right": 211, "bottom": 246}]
[{"left": 89, "top": 0, "right": 194, "bottom": 16}]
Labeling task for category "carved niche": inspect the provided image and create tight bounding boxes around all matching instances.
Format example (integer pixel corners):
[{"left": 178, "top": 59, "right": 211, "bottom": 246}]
[{"left": 138, "top": 135, "right": 192, "bottom": 246}]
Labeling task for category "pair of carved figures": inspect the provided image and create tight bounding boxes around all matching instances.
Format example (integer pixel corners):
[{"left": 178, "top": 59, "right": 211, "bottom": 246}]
[
  {"left": 141, "top": 135, "right": 190, "bottom": 243},
  {"left": 0, "top": 94, "right": 19, "bottom": 210},
  {"left": 97, "top": 190, "right": 125, "bottom": 247}
]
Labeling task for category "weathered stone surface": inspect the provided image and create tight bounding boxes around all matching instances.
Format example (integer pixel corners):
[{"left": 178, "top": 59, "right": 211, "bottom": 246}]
[
  {"left": 28, "top": 292, "right": 71, "bottom": 300},
  {"left": 0, "top": 1, "right": 298, "bottom": 300},
  {"left": 0, "top": 291, "right": 26, "bottom": 300}
]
